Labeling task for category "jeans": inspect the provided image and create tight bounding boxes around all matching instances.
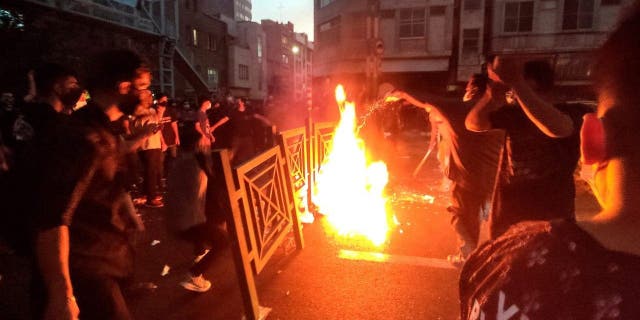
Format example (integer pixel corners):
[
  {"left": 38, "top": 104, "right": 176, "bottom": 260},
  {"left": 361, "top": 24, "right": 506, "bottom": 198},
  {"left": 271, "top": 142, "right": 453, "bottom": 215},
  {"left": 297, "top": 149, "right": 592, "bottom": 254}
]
[
  {"left": 140, "top": 148, "right": 162, "bottom": 201},
  {"left": 449, "top": 182, "right": 487, "bottom": 257}
]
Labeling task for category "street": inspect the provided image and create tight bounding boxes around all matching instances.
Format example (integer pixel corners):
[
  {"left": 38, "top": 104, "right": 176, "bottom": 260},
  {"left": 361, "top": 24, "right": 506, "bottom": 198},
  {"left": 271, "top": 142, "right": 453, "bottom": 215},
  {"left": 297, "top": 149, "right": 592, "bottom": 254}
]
[{"left": 0, "top": 130, "right": 600, "bottom": 320}]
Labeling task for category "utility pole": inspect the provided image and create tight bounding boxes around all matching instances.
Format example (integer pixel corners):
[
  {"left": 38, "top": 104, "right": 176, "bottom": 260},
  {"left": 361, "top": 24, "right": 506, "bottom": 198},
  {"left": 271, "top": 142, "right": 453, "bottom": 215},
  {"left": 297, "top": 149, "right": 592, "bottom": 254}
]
[
  {"left": 448, "top": 0, "right": 462, "bottom": 92},
  {"left": 483, "top": 0, "right": 494, "bottom": 61},
  {"left": 278, "top": 2, "right": 285, "bottom": 22},
  {"left": 365, "top": 0, "right": 382, "bottom": 102}
]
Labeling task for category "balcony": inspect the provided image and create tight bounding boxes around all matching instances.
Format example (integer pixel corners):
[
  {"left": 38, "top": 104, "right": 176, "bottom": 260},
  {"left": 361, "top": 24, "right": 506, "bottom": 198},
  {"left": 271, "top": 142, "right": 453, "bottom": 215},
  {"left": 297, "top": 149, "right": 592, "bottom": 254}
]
[
  {"left": 492, "top": 31, "right": 609, "bottom": 54},
  {"left": 22, "top": 0, "right": 176, "bottom": 38}
]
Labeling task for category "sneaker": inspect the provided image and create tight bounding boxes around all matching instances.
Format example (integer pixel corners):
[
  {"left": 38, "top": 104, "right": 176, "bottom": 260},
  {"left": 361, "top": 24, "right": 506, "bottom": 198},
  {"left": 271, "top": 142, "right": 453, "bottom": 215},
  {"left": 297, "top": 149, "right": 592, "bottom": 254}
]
[
  {"left": 145, "top": 199, "right": 164, "bottom": 208},
  {"left": 133, "top": 197, "right": 147, "bottom": 206},
  {"left": 447, "top": 253, "right": 466, "bottom": 268},
  {"left": 180, "top": 274, "right": 211, "bottom": 292},
  {"left": 193, "top": 249, "right": 210, "bottom": 264}
]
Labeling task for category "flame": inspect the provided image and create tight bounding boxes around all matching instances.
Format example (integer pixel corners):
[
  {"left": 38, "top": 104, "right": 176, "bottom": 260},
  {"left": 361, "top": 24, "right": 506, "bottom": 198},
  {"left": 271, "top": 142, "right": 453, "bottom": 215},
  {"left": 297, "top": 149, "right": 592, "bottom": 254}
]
[
  {"left": 314, "top": 85, "right": 394, "bottom": 247},
  {"left": 335, "top": 84, "right": 346, "bottom": 107},
  {"left": 384, "top": 96, "right": 400, "bottom": 103}
]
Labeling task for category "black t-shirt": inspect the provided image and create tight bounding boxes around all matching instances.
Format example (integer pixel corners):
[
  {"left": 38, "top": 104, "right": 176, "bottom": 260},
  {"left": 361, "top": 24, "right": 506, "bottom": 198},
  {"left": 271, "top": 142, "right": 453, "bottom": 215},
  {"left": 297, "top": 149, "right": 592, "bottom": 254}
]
[
  {"left": 208, "top": 106, "right": 232, "bottom": 147},
  {"left": 160, "top": 107, "right": 179, "bottom": 145},
  {"left": 208, "top": 106, "right": 228, "bottom": 126},
  {"left": 229, "top": 108, "right": 256, "bottom": 137},
  {"left": 0, "top": 102, "right": 65, "bottom": 253},
  {"left": 433, "top": 99, "right": 504, "bottom": 196},
  {"left": 460, "top": 220, "right": 640, "bottom": 319},
  {"left": 489, "top": 103, "right": 590, "bottom": 224},
  {"left": 35, "top": 103, "right": 134, "bottom": 277}
]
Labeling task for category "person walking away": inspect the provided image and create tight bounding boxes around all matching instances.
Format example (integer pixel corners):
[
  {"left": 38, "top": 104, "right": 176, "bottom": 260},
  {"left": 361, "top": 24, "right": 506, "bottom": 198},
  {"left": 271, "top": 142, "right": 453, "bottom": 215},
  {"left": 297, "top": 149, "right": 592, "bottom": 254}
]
[{"left": 166, "top": 122, "right": 230, "bottom": 293}]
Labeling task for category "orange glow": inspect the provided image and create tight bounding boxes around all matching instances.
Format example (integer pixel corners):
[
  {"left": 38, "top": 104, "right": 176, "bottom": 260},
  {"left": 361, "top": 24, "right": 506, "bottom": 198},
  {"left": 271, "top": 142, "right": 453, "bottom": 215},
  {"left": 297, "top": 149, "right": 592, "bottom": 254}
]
[
  {"left": 335, "top": 84, "right": 346, "bottom": 109},
  {"left": 314, "top": 85, "right": 395, "bottom": 247},
  {"left": 384, "top": 96, "right": 400, "bottom": 103}
]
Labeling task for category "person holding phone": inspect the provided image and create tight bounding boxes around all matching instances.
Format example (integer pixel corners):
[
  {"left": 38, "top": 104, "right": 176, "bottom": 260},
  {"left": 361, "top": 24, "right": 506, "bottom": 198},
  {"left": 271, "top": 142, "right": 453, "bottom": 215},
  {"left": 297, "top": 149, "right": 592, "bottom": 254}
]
[{"left": 465, "top": 57, "right": 592, "bottom": 239}]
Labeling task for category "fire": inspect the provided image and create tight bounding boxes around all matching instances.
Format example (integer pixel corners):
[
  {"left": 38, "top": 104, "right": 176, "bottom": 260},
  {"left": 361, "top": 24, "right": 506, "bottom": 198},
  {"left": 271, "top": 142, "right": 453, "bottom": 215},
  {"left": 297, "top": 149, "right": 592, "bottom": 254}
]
[
  {"left": 314, "top": 85, "right": 394, "bottom": 247},
  {"left": 335, "top": 84, "right": 346, "bottom": 108}
]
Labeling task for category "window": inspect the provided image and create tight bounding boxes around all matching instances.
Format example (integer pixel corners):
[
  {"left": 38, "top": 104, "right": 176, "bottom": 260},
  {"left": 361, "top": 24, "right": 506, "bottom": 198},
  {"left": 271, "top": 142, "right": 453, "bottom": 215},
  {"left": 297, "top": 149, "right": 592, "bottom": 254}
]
[
  {"left": 464, "top": 0, "right": 482, "bottom": 10},
  {"left": 350, "top": 13, "right": 366, "bottom": 38},
  {"left": 504, "top": 1, "right": 534, "bottom": 32},
  {"left": 208, "top": 34, "right": 217, "bottom": 51},
  {"left": 191, "top": 27, "right": 199, "bottom": 47},
  {"left": 239, "top": 64, "right": 249, "bottom": 80},
  {"left": 562, "top": 0, "right": 594, "bottom": 30},
  {"left": 430, "top": 5, "right": 446, "bottom": 15},
  {"left": 462, "top": 28, "right": 480, "bottom": 54},
  {"left": 399, "top": 8, "right": 425, "bottom": 38},
  {"left": 207, "top": 67, "right": 218, "bottom": 87},
  {"left": 257, "top": 37, "right": 263, "bottom": 62},
  {"left": 318, "top": 17, "right": 341, "bottom": 45}
]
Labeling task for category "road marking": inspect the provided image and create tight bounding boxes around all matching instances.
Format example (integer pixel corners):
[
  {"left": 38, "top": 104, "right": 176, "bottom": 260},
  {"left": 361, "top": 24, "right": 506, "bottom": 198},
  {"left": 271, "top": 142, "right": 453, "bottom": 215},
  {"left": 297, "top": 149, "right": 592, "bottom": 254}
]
[{"left": 338, "top": 249, "right": 457, "bottom": 270}]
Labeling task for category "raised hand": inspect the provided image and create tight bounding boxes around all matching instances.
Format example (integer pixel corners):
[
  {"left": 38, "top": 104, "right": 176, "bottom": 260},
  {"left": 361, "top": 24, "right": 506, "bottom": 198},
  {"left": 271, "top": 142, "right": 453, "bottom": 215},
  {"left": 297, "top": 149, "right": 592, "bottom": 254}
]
[{"left": 488, "top": 56, "right": 526, "bottom": 86}]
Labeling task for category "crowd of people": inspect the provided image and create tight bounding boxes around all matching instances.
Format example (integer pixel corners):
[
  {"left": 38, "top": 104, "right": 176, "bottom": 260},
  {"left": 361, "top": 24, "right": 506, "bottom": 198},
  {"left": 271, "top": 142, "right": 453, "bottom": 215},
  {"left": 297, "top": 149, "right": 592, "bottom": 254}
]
[
  {"left": 0, "top": 50, "right": 278, "bottom": 319},
  {"left": 1, "top": 2, "right": 640, "bottom": 319}
]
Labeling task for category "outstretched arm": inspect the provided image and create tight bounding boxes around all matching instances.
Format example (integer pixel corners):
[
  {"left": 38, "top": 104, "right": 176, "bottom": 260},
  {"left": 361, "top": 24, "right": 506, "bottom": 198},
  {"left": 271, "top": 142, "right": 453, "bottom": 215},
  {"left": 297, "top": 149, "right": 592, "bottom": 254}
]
[
  {"left": 387, "top": 91, "right": 435, "bottom": 112},
  {"left": 210, "top": 116, "right": 230, "bottom": 133}
]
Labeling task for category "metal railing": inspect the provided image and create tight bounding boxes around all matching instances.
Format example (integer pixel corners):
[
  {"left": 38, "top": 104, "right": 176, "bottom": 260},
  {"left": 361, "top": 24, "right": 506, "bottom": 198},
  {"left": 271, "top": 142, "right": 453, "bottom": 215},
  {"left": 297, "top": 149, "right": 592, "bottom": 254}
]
[
  {"left": 216, "top": 119, "right": 338, "bottom": 319},
  {"left": 214, "top": 146, "right": 304, "bottom": 320},
  {"left": 277, "top": 127, "right": 309, "bottom": 218}
]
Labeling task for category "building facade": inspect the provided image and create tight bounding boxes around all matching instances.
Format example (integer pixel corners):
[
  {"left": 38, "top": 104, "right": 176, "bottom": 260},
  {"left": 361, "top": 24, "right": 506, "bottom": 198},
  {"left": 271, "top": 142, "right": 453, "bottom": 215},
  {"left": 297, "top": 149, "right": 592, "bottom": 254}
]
[
  {"left": 3, "top": 0, "right": 191, "bottom": 96},
  {"left": 457, "top": 0, "right": 633, "bottom": 88},
  {"left": 226, "top": 20, "right": 268, "bottom": 101},
  {"left": 262, "top": 20, "right": 296, "bottom": 100},
  {"left": 209, "top": 0, "right": 252, "bottom": 21},
  {"left": 314, "top": 0, "right": 456, "bottom": 98},
  {"left": 293, "top": 32, "right": 313, "bottom": 104},
  {"left": 175, "top": 0, "right": 229, "bottom": 97},
  {"left": 316, "top": 0, "right": 634, "bottom": 100}
]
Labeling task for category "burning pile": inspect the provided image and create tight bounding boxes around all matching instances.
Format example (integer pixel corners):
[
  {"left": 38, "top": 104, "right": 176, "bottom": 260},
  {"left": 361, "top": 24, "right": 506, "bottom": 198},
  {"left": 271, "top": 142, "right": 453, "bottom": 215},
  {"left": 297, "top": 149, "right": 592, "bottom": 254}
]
[{"left": 313, "top": 85, "right": 395, "bottom": 247}]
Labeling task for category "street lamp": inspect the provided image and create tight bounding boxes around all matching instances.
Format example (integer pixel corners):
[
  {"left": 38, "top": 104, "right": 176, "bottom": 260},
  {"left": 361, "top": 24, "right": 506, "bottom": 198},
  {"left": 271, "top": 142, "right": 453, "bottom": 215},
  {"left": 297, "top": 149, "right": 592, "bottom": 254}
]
[{"left": 291, "top": 45, "right": 300, "bottom": 103}]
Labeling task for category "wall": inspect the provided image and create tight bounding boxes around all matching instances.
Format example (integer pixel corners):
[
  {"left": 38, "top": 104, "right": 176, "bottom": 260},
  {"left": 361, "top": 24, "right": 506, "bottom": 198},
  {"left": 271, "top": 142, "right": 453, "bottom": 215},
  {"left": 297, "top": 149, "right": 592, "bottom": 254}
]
[{"left": 176, "top": 1, "right": 228, "bottom": 95}]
